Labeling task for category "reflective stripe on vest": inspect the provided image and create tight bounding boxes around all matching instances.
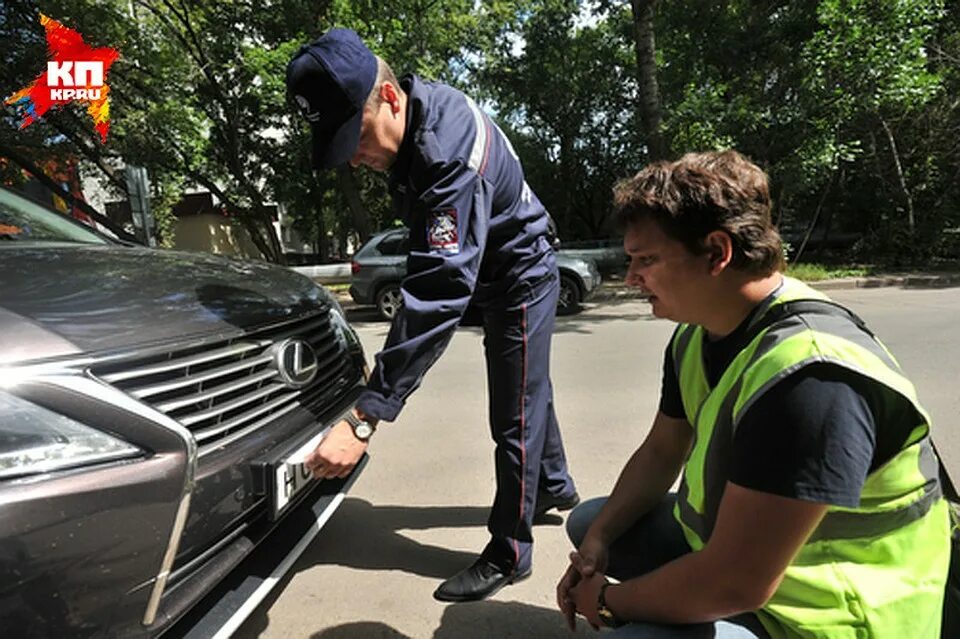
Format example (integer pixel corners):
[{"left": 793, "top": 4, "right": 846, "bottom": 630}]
[{"left": 671, "top": 277, "right": 938, "bottom": 546}]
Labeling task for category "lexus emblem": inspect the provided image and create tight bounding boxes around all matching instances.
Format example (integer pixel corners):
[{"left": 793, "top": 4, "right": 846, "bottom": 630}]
[{"left": 272, "top": 339, "right": 318, "bottom": 388}]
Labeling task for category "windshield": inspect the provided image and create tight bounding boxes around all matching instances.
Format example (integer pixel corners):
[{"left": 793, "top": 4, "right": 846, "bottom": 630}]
[{"left": 0, "top": 189, "right": 108, "bottom": 245}]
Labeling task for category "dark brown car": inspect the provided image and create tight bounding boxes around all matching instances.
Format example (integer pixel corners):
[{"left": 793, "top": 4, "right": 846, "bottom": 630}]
[{"left": 0, "top": 187, "right": 368, "bottom": 638}]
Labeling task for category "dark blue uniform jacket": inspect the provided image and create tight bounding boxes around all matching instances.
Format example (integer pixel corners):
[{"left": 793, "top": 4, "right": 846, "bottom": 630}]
[{"left": 356, "top": 74, "right": 556, "bottom": 422}]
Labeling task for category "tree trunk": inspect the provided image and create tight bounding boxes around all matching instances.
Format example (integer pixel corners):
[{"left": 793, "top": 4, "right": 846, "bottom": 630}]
[
  {"left": 337, "top": 166, "right": 372, "bottom": 242},
  {"left": 771, "top": 181, "right": 785, "bottom": 228},
  {"left": 315, "top": 204, "right": 328, "bottom": 262},
  {"left": 878, "top": 114, "right": 915, "bottom": 233},
  {"left": 559, "top": 132, "right": 575, "bottom": 231},
  {"left": 260, "top": 207, "right": 287, "bottom": 264},
  {"left": 240, "top": 216, "right": 274, "bottom": 262},
  {"left": 238, "top": 212, "right": 283, "bottom": 263},
  {"left": 794, "top": 167, "right": 838, "bottom": 263},
  {"left": 337, "top": 226, "right": 348, "bottom": 260},
  {"left": 818, "top": 166, "right": 844, "bottom": 250},
  {"left": 309, "top": 177, "right": 329, "bottom": 262},
  {"left": 260, "top": 211, "right": 285, "bottom": 264},
  {"left": 630, "top": 0, "right": 668, "bottom": 161}
]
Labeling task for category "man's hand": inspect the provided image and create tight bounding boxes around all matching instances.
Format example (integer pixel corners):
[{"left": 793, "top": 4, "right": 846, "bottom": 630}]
[
  {"left": 556, "top": 532, "right": 610, "bottom": 631},
  {"left": 562, "top": 554, "right": 607, "bottom": 631},
  {"left": 304, "top": 420, "right": 368, "bottom": 479},
  {"left": 557, "top": 561, "right": 583, "bottom": 631},
  {"left": 575, "top": 532, "right": 609, "bottom": 578},
  {"left": 557, "top": 542, "right": 609, "bottom": 632}
]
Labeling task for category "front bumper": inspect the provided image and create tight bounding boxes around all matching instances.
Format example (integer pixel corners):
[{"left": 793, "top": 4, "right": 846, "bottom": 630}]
[
  {"left": 145, "top": 387, "right": 368, "bottom": 638},
  {"left": 0, "top": 306, "right": 368, "bottom": 639},
  {"left": 348, "top": 285, "right": 362, "bottom": 304},
  {"left": 348, "top": 282, "right": 375, "bottom": 306},
  {"left": 0, "top": 384, "right": 368, "bottom": 639},
  {"left": 158, "top": 455, "right": 368, "bottom": 638}
]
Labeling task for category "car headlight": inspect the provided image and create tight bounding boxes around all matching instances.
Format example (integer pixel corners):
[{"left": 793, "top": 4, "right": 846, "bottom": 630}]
[
  {"left": 315, "top": 285, "right": 368, "bottom": 380},
  {"left": 330, "top": 307, "right": 361, "bottom": 350},
  {"left": 0, "top": 391, "right": 142, "bottom": 480},
  {"left": 316, "top": 285, "right": 361, "bottom": 352}
]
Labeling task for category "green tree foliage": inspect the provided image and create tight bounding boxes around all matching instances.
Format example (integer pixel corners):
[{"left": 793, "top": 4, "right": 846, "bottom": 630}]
[
  {"left": 653, "top": 0, "right": 953, "bottom": 262},
  {"left": 478, "top": 0, "right": 642, "bottom": 239},
  {"left": 3, "top": 0, "right": 334, "bottom": 259},
  {"left": 797, "top": 0, "right": 945, "bottom": 249},
  {"left": 3, "top": 0, "right": 958, "bottom": 265}
]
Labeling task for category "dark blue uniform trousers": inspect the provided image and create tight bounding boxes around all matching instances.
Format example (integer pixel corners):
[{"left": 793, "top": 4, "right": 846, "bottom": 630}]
[{"left": 480, "top": 268, "right": 576, "bottom": 574}]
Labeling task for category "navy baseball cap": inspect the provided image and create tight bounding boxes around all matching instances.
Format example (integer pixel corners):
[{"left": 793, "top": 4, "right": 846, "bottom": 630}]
[{"left": 286, "top": 29, "right": 378, "bottom": 170}]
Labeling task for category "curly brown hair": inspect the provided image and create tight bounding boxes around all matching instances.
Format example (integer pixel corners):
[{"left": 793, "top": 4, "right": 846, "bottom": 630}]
[{"left": 613, "top": 150, "right": 785, "bottom": 275}]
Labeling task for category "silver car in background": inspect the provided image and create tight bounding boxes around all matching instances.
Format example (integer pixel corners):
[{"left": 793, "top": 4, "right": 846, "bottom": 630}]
[{"left": 349, "top": 228, "right": 601, "bottom": 321}]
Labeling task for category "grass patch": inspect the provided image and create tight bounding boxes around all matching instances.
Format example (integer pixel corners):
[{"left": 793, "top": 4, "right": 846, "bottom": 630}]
[
  {"left": 786, "top": 263, "right": 870, "bottom": 281},
  {"left": 324, "top": 283, "right": 351, "bottom": 292}
]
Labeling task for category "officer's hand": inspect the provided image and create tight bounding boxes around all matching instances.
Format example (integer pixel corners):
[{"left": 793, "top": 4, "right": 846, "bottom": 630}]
[
  {"left": 576, "top": 532, "right": 609, "bottom": 578},
  {"left": 305, "top": 420, "right": 368, "bottom": 479}
]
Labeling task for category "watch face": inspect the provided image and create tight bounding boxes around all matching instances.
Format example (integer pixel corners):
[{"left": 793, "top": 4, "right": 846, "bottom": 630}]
[
  {"left": 354, "top": 421, "right": 374, "bottom": 440},
  {"left": 598, "top": 607, "right": 622, "bottom": 629}
]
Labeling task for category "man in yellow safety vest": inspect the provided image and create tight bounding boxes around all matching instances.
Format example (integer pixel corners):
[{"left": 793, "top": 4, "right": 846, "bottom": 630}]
[{"left": 556, "top": 150, "right": 950, "bottom": 638}]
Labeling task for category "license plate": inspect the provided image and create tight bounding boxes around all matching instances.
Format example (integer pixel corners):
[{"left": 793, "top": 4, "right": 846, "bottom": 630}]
[{"left": 272, "top": 427, "right": 329, "bottom": 518}]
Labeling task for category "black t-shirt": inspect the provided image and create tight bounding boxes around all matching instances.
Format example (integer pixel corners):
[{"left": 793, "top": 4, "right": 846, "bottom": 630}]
[{"left": 659, "top": 311, "right": 922, "bottom": 508}]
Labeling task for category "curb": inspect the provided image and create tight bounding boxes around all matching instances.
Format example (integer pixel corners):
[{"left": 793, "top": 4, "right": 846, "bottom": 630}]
[
  {"left": 809, "top": 273, "right": 960, "bottom": 291},
  {"left": 588, "top": 272, "right": 960, "bottom": 303},
  {"left": 335, "top": 291, "right": 356, "bottom": 308}
]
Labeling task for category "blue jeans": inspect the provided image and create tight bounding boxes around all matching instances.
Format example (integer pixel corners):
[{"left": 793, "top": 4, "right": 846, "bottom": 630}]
[{"left": 565, "top": 496, "right": 771, "bottom": 638}]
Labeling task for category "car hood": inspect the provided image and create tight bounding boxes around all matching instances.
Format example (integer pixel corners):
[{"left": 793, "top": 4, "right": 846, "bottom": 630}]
[{"left": 0, "top": 245, "right": 324, "bottom": 363}]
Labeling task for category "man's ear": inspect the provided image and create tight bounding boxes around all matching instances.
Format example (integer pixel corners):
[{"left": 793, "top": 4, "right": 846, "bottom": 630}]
[
  {"left": 380, "top": 82, "right": 401, "bottom": 115},
  {"left": 704, "top": 230, "right": 733, "bottom": 275}
]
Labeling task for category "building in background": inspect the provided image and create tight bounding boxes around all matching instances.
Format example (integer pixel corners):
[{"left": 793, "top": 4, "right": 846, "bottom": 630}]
[{"left": 105, "top": 191, "right": 270, "bottom": 260}]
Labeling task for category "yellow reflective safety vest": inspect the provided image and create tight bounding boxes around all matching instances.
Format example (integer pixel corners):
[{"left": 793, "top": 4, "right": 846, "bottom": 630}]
[{"left": 670, "top": 277, "right": 950, "bottom": 638}]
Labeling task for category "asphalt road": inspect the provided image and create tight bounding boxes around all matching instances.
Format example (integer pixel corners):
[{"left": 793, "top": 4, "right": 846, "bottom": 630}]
[{"left": 235, "top": 284, "right": 960, "bottom": 639}]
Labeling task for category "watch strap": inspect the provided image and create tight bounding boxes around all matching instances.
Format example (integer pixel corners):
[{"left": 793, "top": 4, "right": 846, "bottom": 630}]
[
  {"left": 343, "top": 410, "right": 375, "bottom": 439},
  {"left": 597, "top": 581, "right": 625, "bottom": 628}
]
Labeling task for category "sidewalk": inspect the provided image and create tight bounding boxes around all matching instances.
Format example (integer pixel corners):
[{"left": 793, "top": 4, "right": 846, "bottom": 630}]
[{"left": 331, "top": 271, "right": 960, "bottom": 310}]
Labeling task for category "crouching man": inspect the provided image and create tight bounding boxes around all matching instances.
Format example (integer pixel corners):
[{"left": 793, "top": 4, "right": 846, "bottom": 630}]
[{"left": 557, "top": 150, "right": 950, "bottom": 638}]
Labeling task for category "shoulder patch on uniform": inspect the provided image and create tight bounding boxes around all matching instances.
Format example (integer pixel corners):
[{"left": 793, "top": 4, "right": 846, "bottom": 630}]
[{"left": 427, "top": 209, "right": 460, "bottom": 254}]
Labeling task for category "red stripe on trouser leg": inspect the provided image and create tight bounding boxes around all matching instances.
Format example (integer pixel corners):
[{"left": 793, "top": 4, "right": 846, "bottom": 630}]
[{"left": 511, "top": 302, "right": 528, "bottom": 572}]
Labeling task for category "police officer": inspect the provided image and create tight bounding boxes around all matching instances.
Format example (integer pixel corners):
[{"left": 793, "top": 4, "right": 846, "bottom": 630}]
[
  {"left": 286, "top": 29, "right": 579, "bottom": 602},
  {"left": 557, "top": 151, "right": 950, "bottom": 637}
]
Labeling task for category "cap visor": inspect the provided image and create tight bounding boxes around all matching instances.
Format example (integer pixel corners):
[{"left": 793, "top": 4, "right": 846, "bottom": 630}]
[{"left": 311, "top": 109, "right": 363, "bottom": 170}]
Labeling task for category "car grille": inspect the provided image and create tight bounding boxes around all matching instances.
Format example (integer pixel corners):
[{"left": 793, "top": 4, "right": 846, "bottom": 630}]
[{"left": 91, "top": 311, "right": 355, "bottom": 452}]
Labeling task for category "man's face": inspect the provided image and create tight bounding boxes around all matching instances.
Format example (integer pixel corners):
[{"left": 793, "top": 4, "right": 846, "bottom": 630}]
[
  {"left": 349, "top": 98, "right": 401, "bottom": 172},
  {"left": 623, "top": 217, "right": 711, "bottom": 323}
]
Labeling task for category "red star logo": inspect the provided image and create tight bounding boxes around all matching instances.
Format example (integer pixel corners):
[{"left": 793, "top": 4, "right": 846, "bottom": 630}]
[{"left": 5, "top": 14, "right": 120, "bottom": 143}]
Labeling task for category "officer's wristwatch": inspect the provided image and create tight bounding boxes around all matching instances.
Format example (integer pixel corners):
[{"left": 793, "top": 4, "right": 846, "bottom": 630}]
[
  {"left": 597, "top": 581, "right": 625, "bottom": 629},
  {"left": 343, "top": 410, "right": 375, "bottom": 441}
]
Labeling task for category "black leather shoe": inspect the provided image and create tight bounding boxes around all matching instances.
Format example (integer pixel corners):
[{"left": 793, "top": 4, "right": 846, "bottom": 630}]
[
  {"left": 534, "top": 490, "right": 580, "bottom": 519},
  {"left": 433, "top": 559, "right": 531, "bottom": 602}
]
